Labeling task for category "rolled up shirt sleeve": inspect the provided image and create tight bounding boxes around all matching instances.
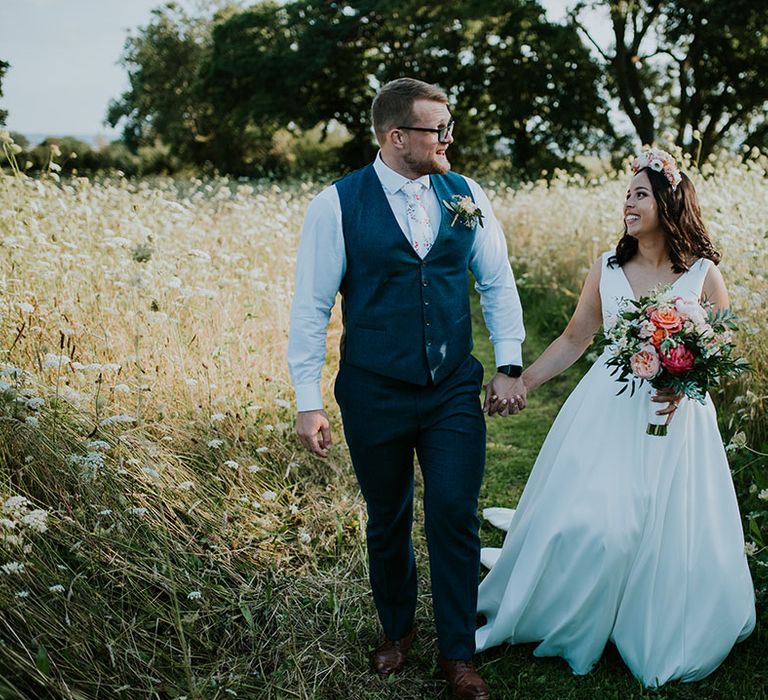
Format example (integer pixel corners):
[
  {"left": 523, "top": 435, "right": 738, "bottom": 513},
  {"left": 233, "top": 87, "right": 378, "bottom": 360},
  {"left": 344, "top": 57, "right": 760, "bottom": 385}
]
[
  {"left": 287, "top": 186, "right": 346, "bottom": 411},
  {"left": 466, "top": 177, "right": 525, "bottom": 367}
]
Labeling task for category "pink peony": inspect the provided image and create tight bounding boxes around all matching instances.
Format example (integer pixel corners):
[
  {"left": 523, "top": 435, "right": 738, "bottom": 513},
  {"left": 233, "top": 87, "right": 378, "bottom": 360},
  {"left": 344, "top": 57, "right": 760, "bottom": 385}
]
[
  {"left": 630, "top": 344, "right": 662, "bottom": 379},
  {"left": 661, "top": 344, "right": 696, "bottom": 375}
]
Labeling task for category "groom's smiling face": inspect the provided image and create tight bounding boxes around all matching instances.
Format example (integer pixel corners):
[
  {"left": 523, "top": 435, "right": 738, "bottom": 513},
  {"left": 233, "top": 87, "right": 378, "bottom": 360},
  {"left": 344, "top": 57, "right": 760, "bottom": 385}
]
[{"left": 401, "top": 99, "right": 454, "bottom": 176}]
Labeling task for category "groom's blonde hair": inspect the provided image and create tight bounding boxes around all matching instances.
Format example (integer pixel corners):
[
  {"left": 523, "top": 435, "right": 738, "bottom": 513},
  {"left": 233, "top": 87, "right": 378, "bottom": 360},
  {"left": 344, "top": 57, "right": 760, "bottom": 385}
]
[{"left": 372, "top": 78, "right": 449, "bottom": 144}]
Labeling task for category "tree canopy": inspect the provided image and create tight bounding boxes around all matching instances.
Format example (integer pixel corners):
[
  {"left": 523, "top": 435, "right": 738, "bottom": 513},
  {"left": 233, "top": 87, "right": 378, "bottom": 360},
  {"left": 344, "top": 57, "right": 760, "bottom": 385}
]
[
  {"left": 108, "top": 1, "right": 614, "bottom": 176},
  {"left": 107, "top": 0, "right": 768, "bottom": 176},
  {"left": 571, "top": 0, "right": 768, "bottom": 160}
]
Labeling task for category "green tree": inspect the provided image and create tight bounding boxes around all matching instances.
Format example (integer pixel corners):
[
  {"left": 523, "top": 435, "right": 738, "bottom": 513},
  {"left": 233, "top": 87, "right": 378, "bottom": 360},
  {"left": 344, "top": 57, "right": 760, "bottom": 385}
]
[
  {"left": 358, "top": 0, "right": 617, "bottom": 171},
  {"left": 571, "top": 0, "right": 768, "bottom": 159},
  {"left": 205, "top": 0, "right": 614, "bottom": 173},
  {"left": 0, "top": 60, "right": 9, "bottom": 126},
  {"left": 112, "top": 0, "right": 616, "bottom": 174},
  {"left": 205, "top": 2, "right": 378, "bottom": 170}
]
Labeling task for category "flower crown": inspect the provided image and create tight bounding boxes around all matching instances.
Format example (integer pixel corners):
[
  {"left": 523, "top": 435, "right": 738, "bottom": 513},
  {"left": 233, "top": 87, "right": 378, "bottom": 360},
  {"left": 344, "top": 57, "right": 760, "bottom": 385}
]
[{"left": 631, "top": 148, "right": 682, "bottom": 191}]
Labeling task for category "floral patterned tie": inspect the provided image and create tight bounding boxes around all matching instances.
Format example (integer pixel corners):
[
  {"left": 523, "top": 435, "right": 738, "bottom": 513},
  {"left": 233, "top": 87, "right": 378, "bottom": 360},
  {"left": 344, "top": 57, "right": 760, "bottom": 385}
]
[{"left": 402, "top": 181, "right": 433, "bottom": 259}]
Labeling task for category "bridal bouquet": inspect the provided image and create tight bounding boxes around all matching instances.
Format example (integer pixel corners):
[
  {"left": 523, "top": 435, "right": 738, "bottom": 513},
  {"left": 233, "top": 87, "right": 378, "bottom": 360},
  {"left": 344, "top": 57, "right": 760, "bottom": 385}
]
[{"left": 604, "top": 285, "right": 749, "bottom": 436}]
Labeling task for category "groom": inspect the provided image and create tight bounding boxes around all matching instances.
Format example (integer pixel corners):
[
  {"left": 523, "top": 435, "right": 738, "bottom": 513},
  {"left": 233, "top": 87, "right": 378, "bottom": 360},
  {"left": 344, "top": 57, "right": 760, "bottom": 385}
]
[{"left": 288, "top": 78, "right": 525, "bottom": 699}]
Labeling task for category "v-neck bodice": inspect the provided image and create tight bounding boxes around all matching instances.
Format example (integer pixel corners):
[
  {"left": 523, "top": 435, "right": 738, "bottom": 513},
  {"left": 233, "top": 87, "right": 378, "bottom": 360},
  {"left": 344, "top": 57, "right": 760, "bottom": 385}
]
[{"left": 599, "top": 251, "right": 712, "bottom": 331}]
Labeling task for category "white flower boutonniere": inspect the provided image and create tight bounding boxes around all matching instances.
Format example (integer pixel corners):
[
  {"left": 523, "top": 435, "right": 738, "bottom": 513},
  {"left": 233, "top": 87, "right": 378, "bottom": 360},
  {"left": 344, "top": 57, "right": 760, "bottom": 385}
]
[{"left": 442, "top": 194, "right": 484, "bottom": 229}]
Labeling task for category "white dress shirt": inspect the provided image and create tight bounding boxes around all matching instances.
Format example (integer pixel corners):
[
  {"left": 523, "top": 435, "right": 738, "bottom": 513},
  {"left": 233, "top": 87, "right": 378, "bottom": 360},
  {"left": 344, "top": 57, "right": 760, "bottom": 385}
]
[{"left": 288, "top": 153, "right": 525, "bottom": 411}]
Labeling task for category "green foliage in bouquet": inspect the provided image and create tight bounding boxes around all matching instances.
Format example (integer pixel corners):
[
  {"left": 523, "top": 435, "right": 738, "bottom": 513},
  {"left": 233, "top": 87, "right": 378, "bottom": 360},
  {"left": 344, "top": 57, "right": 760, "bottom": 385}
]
[{"left": 601, "top": 285, "right": 751, "bottom": 401}]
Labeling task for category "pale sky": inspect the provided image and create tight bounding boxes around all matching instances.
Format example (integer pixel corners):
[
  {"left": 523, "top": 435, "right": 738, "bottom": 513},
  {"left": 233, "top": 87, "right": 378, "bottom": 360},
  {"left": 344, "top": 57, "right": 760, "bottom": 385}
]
[{"left": 0, "top": 0, "right": 608, "bottom": 140}]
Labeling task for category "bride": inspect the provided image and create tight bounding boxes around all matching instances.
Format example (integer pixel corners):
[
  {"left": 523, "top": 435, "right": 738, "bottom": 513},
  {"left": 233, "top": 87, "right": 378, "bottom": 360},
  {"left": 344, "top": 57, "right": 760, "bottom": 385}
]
[{"left": 476, "top": 149, "right": 756, "bottom": 686}]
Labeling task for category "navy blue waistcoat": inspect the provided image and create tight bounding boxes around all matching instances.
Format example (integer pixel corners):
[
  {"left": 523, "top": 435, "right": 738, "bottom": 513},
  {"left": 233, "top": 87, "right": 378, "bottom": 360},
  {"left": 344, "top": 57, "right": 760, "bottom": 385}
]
[{"left": 335, "top": 164, "right": 477, "bottom": 386}]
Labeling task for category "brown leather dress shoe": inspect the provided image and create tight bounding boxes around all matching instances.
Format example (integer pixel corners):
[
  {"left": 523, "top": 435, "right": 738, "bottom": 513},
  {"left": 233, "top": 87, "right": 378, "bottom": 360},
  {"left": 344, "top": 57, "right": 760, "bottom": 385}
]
[
  {"left": 437, "top": 655, "right": 490, "bottom": 700},
  {"left": 372, "top": 627, "right": 416, "bottom": 677}
]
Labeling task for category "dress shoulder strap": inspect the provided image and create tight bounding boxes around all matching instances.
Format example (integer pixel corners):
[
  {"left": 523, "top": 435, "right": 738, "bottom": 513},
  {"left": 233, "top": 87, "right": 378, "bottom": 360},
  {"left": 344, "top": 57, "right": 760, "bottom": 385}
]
[{"left": 677, "top": 258, "right": 713, "bottom": 300}]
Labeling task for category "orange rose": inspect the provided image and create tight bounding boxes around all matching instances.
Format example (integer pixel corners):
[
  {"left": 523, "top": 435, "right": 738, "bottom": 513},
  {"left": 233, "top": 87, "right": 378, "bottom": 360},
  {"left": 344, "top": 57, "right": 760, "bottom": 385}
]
[
  {"left": 649, "top": 307, "right": 683, "bottom": 333},
  {"left": 650, "top": 327, "right": 669, "bottom": 347}
]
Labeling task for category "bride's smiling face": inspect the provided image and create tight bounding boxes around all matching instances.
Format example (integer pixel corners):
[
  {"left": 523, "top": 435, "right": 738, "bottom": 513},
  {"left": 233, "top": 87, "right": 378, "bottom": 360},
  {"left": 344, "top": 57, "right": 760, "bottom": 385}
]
[{"left": 623, "top": 170, "right": 660, "bottom": 238}]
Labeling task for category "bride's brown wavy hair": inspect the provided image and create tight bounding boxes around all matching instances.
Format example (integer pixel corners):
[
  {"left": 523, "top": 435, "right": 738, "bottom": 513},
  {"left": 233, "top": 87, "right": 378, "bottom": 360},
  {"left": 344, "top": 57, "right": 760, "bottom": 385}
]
[{"left": 609, "top": 168, "right": 720, "bottom": 272}]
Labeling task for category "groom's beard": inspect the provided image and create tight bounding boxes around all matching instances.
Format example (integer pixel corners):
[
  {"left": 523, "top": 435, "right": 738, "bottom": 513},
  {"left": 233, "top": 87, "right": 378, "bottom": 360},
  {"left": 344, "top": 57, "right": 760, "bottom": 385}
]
[{"left": 403, "top": 150, "right": 451, "bottom": 176}]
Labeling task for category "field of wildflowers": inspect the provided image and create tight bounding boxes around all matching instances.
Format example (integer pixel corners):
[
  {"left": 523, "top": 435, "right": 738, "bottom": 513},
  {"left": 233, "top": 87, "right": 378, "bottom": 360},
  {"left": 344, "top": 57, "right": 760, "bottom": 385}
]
[{"left": 0, "top": 134, "right": 766, "bottom": 698}]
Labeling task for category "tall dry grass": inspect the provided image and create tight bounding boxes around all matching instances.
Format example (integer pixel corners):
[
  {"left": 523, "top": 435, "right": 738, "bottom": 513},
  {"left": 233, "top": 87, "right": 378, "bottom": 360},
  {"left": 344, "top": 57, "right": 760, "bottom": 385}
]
[{"left": 1, "top": 132, "right": 766, "bottom": 697}]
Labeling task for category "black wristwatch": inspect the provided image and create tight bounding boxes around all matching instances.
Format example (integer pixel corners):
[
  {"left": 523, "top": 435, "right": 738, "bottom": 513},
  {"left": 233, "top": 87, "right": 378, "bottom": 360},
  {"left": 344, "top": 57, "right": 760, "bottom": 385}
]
[{"left": 496, "top": 364, "right": 523, "bottom": 378}]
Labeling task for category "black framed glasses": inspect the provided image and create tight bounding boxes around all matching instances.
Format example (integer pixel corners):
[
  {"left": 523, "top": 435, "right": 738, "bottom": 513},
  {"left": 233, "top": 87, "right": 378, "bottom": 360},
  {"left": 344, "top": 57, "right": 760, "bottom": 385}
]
[{"left": 396, "top": 119, "right": 455, "bottom": 143}]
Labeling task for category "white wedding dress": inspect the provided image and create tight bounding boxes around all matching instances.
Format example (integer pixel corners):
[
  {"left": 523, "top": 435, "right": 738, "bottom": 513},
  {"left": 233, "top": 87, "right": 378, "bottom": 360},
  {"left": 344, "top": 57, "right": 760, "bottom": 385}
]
[{"left": 475, "top": 252, "right": 755, "bottom": 686}]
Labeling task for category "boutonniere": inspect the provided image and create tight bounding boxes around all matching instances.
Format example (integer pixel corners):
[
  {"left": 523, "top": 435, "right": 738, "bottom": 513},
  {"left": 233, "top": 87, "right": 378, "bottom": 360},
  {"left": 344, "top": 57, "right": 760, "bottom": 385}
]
[{"left": 442, "top": 194, "right": 484, "bottom": 229}]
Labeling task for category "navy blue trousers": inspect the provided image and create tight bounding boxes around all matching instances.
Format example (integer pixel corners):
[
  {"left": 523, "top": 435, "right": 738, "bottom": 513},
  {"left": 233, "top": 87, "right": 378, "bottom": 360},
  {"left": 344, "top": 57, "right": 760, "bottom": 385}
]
[{"left": 334, "top": 354, "right": 486, "bottom": 660}]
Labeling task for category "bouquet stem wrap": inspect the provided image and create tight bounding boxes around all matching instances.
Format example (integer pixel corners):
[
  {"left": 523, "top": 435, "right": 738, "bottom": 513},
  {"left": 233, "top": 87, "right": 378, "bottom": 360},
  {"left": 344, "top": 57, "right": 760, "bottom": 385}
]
[{"left": 646, "top": 389, "right": 668, "bottom": 437}]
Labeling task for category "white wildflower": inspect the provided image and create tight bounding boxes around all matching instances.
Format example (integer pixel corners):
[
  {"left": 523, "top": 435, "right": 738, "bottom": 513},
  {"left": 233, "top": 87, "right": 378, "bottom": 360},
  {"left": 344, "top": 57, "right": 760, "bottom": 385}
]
[
  {"left": 25, "top": 417, "right": 39, "bottom": 427},
  {"left": 176, "top": 481, "right": 194, "bottom": 491},
  {"left": 18, "top": 302, "right": 35, "bottom": 314},
  {"left": 745, "top": 541, "right": 758, "bottom": 557},
  {"left": 142, "top": 467, "right": 161, "bottom": 480},
  {"left": 128, "top": 507, "right": 147, "bottom": 516},
  {"left": 49, "top": 584, "right": 65, "bottom": 594},
  {"left": 758, "top": 489, "right": 768, "bottom": 502},
  {"left": 0, "top": 365, "right": 23, "bottom": 379},
  {"left": 70, "top": 451, "right": 106, "bottom": 470},
  {"left": 298, "top": 528, "right": 311, "bottom": 545},
  {"left": 247, "top": 465, "right": 261, "bottom": 473},
  {"left": 15, "top": 590, "right": 29, "bottom": 598},
  {"left": 275, "top": 399, "right": 291, "bottom": 408},
  {"left": 21, "top": 509, "right": 48, "bottom": 533},
  {"left": 99, "top": 414, "right": 136, "bottom": 427},
  {"left": 184, "top": 378, "right": 198, "bottom": 387},
  {"left": 207, "top": 439, "right": 224, "bottom": 449},
  {"left": 255, "top": 447, "right": 269, "bottom": 454},
  {"left": 263, "top": 424, "right": 274, "bottom": 432},
  {"left": 289, "top": 504, "right": 299, "bottom": 515},
  {"left": 211, "top": 412, "right": 226, "bottom": 422},
  {"left": 43, "top": 353, "right": 70, "bottom": 368},
  {"left": 223, "top": 460, "right": 239, "bottom": 470},
  {"left": 187, "top": 590, "right": 202, "bottom": 600},
  {"left": 114, "top": 383, "right": 130, "bottom": 393},
  {"left": 0, "top": 518, "right": 15, "bottom": 530},
  {"left": 97, "top": 509, "right": 112, "bottom": 516},
  {"left": 263, "top": 490, "right": 277, "bottom": 501},
  {"left": 87, "top": 440, "right": 111, "bottom": 451},
  {"left": 3, "top": 496, "right": 29, "bottom": 517},
  {"left": 1, "top": 561, "right": 25, "bottom": 574}
]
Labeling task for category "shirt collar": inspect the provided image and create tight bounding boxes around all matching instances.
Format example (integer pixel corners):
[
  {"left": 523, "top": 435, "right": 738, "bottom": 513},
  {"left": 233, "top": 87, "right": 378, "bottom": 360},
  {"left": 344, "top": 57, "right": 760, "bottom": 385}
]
[{"left": 374, "top": 151, "right": 431, "bottom": 194}]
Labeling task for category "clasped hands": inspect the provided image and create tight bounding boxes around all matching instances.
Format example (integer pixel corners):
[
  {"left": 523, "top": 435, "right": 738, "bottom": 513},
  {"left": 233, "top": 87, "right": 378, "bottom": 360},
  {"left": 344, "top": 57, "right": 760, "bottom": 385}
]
[
  {"left": 483, "top": 374, "right": 528, "bottom": 417},
  {"left": 295, "top": 373, "right": 529, "bottom": 457}
]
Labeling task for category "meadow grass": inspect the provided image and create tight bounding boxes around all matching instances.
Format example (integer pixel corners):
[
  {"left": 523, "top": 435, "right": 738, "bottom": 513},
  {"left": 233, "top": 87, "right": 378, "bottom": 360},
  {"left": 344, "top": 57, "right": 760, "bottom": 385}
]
[{"left": 0, "top": 146, "right": 766, "bottom": 698}]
